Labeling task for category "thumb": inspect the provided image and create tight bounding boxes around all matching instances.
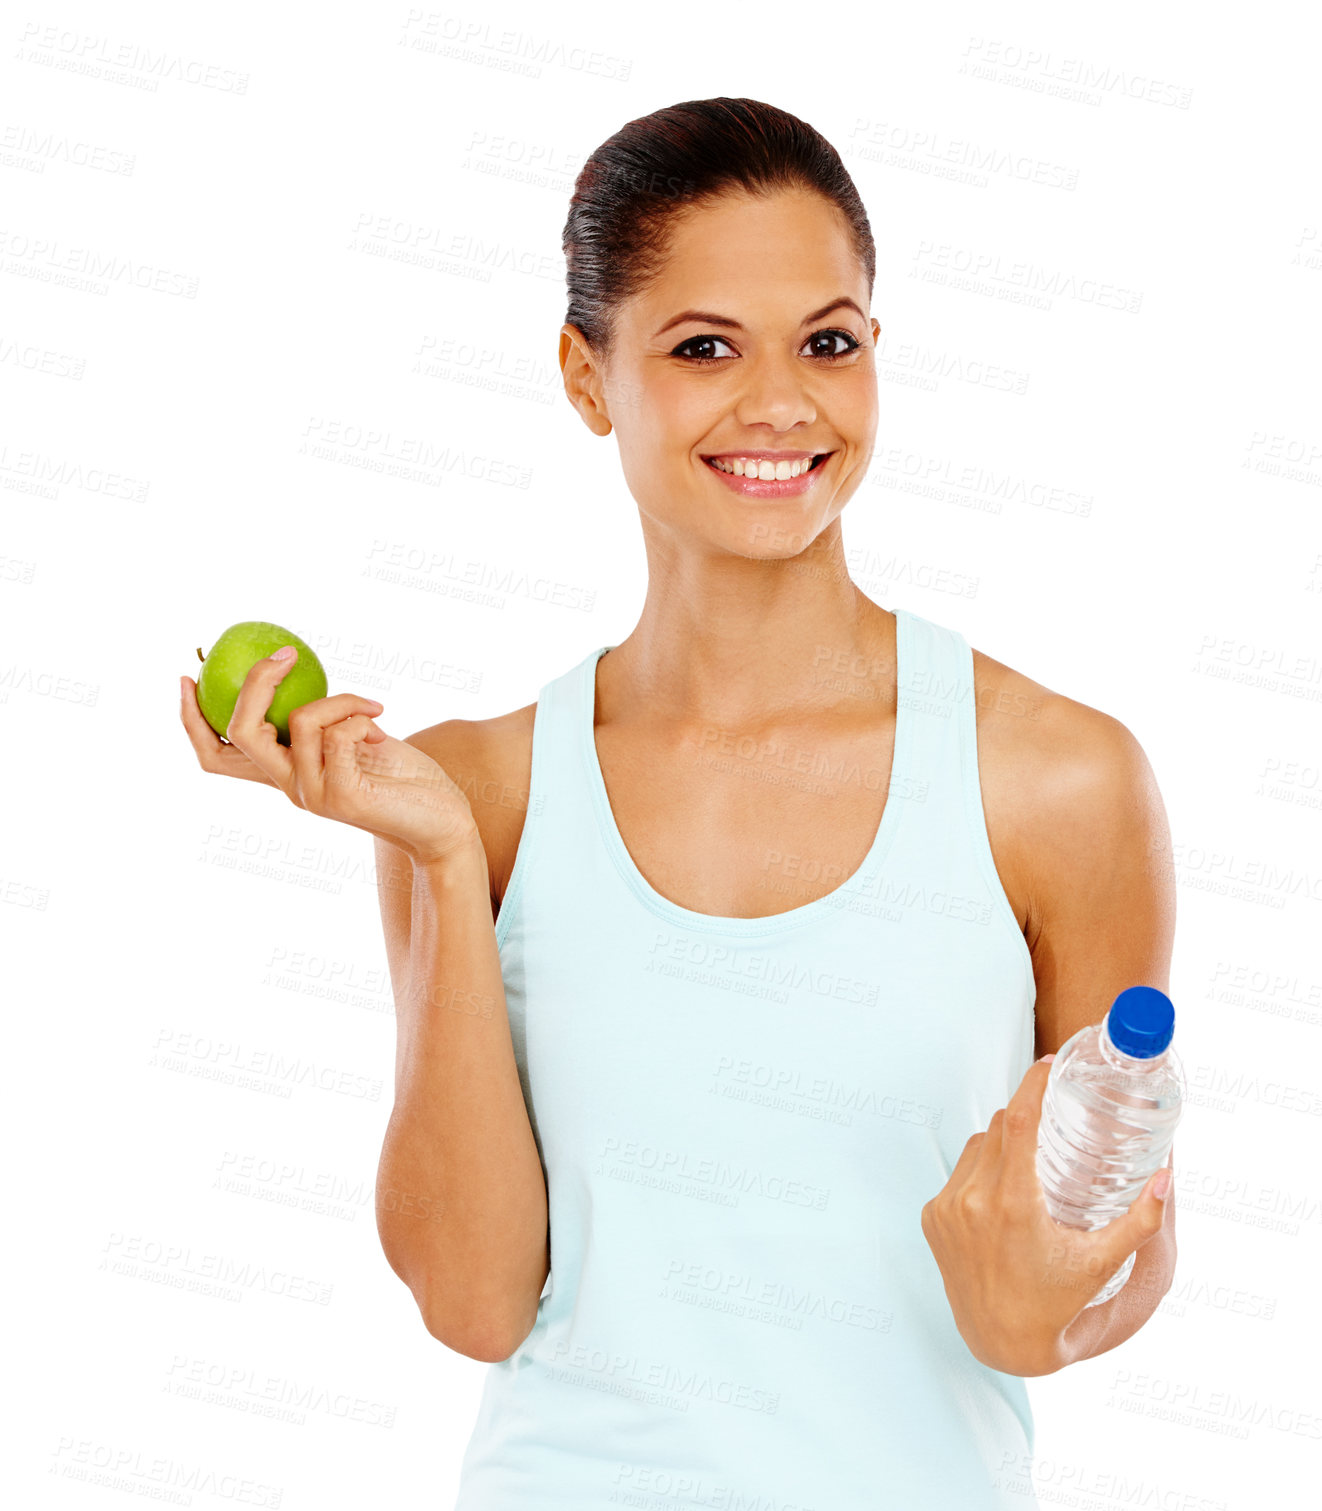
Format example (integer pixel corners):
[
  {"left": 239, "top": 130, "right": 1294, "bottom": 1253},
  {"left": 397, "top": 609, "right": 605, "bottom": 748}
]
[{"left": 1104, "top": 1165, "right": 1172, "bottom": 1263}]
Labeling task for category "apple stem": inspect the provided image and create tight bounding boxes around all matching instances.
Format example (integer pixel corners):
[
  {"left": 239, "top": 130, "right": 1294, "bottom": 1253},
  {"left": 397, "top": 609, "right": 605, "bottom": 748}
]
[{"left": 196, "top": 647, "right": 204, "bottom": 662}]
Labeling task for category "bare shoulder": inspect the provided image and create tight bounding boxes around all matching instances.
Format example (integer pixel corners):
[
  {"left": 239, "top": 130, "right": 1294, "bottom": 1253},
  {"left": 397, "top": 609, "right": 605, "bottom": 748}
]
[
  {"left": 404, "top": 702, "right": 537, "bottom": 913},
  {"left": 968, "top": 641, "right": 1168, "bottom": 946},
  {"left": 968, "top": 639, "right": 1139, "bottom": 785}
]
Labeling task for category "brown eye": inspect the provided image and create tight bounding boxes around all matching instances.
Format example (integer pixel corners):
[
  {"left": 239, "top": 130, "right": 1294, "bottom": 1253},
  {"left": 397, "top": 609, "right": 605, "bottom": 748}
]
[
  {"left": 804, "top": 329, "right": 861, "bottom": 360},
  {"left": 672, "top": 336, "right": 735, "bottom": 363},
  {"left": 672, "top": 329, "right": 861, "bottom": 365}
]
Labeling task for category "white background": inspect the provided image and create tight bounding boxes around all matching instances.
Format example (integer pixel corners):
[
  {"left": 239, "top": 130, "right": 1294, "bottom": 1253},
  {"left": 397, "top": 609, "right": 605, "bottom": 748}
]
[{"left": 3, "top": 1, "right": 1319, "bottom": 1506}]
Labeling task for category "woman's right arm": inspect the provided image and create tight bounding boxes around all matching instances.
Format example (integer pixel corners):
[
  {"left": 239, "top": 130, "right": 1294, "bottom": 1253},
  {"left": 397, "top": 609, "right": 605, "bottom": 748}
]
[
  {"left": 372, "top": 750, "right": 549, "bottom": 1363},
  {"left": 180, "top": 652, "right": 549, "bottom": 1363}
]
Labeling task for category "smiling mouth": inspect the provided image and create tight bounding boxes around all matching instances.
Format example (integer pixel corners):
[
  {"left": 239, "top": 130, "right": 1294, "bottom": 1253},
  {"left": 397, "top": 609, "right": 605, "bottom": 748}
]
[{"left": 703, "top": 452, "right": 832, "bottom": 477}]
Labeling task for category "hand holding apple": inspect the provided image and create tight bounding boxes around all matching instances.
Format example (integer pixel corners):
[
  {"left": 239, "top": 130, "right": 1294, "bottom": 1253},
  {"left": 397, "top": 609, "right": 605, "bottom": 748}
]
[
  {"left": 181, "top": 637, "right": 481, "bottom": 866},
  {"left": 195, "top": 621, "right": 328, "bottom": 747}
]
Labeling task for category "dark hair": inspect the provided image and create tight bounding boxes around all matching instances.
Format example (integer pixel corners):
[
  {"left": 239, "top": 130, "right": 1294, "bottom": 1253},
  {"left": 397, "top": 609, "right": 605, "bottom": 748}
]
[{"left": 562, "top": 97, "right": 875, "bottom": 365}]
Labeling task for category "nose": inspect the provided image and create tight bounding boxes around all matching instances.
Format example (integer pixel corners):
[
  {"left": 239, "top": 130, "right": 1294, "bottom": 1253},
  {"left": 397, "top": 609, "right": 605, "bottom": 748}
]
[{"left": 731, "top": 351, "right": 819, "bottom": 432}]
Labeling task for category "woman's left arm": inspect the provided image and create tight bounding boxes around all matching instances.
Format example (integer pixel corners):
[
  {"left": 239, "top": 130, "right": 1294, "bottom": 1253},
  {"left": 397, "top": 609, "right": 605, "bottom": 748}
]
[{"left": 921, "top": 702, "right": 1179, "bottom": 1377}]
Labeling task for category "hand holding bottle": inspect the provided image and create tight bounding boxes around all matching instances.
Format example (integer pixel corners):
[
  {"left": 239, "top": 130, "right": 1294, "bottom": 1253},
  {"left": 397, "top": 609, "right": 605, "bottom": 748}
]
[
  {"left": 1036, "top": 986, "right": 1184, "bottom": 1307},
  {"left": 919, "top": 1052, "right": 1173, "bottom": 1377}
]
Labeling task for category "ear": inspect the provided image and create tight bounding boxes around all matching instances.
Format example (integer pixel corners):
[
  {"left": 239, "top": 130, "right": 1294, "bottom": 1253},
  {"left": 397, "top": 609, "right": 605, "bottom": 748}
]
[{"left": 559, "top": 324, "right": 613, "bottom": 437}]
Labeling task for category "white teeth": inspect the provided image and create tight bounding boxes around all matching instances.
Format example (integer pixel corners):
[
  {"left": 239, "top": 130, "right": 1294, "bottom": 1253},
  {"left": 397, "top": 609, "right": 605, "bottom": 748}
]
[{"left": 708, "top": 455, "right": 820, "bottom": 479}]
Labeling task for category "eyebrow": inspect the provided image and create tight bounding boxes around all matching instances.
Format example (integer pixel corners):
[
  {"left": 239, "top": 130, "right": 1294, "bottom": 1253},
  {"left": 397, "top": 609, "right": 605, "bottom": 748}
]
[{"left": 651, "top": 297, "right": 867, "bottom": 340}]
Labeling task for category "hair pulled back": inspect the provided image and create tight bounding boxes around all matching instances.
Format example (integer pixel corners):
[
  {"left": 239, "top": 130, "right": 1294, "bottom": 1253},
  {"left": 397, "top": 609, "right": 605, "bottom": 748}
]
[{"left": 562, "top": 98, "right": 874, "bottom": 364}]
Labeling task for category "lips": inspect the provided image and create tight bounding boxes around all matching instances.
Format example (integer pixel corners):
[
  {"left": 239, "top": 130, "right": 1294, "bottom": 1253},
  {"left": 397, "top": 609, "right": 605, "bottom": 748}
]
[{"left": 701, "top": 450, "right": 835, "bottom": 498}]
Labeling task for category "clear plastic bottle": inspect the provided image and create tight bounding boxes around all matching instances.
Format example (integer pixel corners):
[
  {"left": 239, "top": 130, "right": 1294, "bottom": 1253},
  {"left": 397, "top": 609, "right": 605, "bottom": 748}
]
[{"left": 1035, "top": 986, "right": 1184, "bottom": 1308}]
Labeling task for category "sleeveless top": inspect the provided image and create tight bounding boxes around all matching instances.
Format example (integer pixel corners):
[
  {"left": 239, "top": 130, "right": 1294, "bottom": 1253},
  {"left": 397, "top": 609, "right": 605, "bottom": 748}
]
[{"left": 453, "top": 606, "right": 1041, "bottom": 1510}]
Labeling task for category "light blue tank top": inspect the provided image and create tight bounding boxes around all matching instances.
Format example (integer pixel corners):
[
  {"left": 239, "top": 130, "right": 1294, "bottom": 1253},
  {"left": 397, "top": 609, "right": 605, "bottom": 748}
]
[{"left": 454, "top": 606, "right": 1041, "bottom": 1510}]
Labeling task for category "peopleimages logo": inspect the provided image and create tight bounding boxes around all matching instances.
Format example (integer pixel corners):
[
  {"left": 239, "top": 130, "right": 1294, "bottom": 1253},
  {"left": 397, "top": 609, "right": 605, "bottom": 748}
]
[
  {"left": 17, "top": 22, "right": 250, "bottom": 93},
  {"left": 646, "top": 931, "right": 881, "bottom": 1008},
  {"left": 960, "top": 37, "right": 1195, "bottom": 109},
  {"left": 599, "top": 1135, "right": 831, "bottom": 1212}
]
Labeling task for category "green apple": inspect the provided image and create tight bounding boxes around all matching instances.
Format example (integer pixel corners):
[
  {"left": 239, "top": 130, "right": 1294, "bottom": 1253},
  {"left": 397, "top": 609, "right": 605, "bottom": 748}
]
[{"left": 195, "top": 621, "right": 328, "bottom": 746}]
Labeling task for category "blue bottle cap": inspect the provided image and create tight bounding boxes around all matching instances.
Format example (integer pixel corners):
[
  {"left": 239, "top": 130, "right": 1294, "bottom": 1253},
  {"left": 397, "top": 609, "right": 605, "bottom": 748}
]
[{"left": 1106, "top": 986, "right": 1175, "bottom": 1058}]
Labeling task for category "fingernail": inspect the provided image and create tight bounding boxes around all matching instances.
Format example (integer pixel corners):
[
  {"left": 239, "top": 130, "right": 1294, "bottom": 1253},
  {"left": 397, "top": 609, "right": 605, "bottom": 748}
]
[
  {"left": 1153, "top": 1168, "right": 1172, "bottom": 1200},
  {"left": 271, "top": 646, "right": 295, "bottom": 662},
  {"left": 1039, "top": 1053, "right": 1056, "bottom": 1063}
]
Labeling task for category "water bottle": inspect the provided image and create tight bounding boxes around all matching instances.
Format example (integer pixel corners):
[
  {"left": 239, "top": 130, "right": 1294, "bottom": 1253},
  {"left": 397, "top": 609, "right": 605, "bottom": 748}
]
[{"left": 1036, "top": 986, "right": 1184, "bottom": 1308}]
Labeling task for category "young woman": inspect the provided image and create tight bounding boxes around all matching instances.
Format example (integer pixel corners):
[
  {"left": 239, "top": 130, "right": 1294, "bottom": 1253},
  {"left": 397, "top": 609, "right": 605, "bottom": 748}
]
[{"left": 182, "top": 98, "right": 1177, "bottom": 1510}]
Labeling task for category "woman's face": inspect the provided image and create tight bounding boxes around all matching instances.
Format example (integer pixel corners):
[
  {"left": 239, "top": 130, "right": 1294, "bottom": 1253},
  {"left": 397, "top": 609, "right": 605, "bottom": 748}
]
[{"left": 570, "top": 185, "right": 879, "bottom": 560}]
